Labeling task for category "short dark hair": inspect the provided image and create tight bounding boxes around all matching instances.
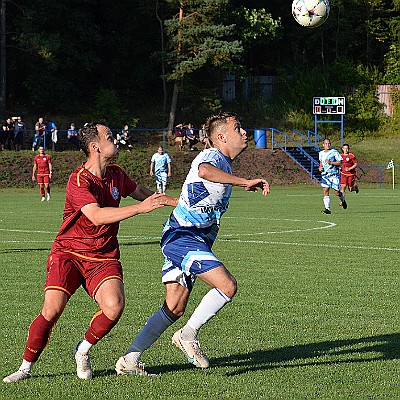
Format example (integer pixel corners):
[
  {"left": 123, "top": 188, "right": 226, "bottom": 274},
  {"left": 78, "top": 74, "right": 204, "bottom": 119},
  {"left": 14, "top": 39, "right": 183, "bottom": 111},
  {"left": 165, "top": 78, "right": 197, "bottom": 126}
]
[
  {"left": 204, "top": 111, "right": 240, "bottom": 144},
  {"left": 78, "top": 121, "right": 108, "bottom": 156}
]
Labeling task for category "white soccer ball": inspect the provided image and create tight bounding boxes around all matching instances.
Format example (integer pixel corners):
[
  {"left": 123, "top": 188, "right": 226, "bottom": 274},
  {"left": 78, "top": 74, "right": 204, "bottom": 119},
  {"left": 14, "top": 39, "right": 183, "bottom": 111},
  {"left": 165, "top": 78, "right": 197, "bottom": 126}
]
[{"left": 292, "top": 0, "right": 330, "bottom": 28}]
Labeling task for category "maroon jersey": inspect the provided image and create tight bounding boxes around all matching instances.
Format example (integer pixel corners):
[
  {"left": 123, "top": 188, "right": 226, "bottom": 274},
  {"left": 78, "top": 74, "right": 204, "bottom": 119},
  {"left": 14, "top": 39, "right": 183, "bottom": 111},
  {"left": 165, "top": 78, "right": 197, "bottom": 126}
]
[
  {"left": 34, "top": 154, "right": 52, "bottom": 175},
  {"left": 52, "top": 164, "right": 137, "bottom": 259},
  {"left": 341, "top": 153, "right": 357, "bottom": 176}
]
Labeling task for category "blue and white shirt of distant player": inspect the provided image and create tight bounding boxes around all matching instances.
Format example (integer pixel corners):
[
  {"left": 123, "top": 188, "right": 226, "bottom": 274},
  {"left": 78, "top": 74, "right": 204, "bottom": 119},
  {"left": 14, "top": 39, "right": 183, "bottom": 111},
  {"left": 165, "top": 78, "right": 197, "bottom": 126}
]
[
  {"left": 319, "top": 147, "right": 341, "bottom": 191},
  {"left": 161, "top": 148, "right": 231, "bottom": 290},
  {"left": 151, "top": 152, "right": 171, "bottom": 185}
]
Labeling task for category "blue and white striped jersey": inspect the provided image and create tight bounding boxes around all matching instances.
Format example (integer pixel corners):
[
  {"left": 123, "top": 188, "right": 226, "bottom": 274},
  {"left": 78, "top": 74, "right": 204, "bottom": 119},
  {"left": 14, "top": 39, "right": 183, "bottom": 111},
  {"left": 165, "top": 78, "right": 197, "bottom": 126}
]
[
  {"left": 319, "top": 148, "right": 341, "bottom": 176},
  {"left": 163, "top": 148, "right": 232, "bottom": 242}
]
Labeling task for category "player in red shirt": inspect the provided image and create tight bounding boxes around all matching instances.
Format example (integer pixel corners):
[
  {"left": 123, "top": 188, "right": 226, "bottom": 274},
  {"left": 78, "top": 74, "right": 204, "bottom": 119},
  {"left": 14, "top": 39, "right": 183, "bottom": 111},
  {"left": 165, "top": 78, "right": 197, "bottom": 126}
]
[
  {"left": 339, "top": 143, "right": 359, "bottom": 206},
  {"left": 3, "top": 123, "right": 178, "bottom": 383},
  {"left": 32, "top": 146, "right": 53, "bottom": 201}
]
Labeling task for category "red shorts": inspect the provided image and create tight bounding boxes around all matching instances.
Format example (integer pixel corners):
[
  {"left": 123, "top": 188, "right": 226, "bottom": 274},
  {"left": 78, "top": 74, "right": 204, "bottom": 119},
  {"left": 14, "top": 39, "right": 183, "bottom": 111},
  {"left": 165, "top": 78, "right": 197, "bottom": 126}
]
[
  {"left": 340, "top": 173, "right": 356, "bottom": 187},
  {"left": 37, "top": 174, "right": 50, "bottom": 184},
  {"left": 45, "top": 250, "right": 123, "bottom": 299}
]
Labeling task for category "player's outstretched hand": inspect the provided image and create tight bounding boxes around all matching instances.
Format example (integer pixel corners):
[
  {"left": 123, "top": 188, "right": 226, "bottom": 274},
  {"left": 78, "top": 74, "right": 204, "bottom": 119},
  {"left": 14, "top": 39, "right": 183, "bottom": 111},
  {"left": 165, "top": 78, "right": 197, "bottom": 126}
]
[
  {"left": 140, "top": 193, "right": 178, "bottom": 214},
  {"left": 244, "top": 179, "right": 270, "bottom": 196}
]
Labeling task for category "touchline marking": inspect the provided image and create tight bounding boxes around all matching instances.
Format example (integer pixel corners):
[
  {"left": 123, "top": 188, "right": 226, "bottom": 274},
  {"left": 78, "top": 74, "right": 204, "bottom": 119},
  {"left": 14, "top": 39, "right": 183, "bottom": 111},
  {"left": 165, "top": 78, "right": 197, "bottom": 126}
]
[
  {"left": 0, "top": 228, "right": 56, "bottom": 234},
  {"left": 221, "top": 219, "right": 336, "bottom": 236},
  {"left": 218, "top": 239, "right": 400, "bottom": 252}
]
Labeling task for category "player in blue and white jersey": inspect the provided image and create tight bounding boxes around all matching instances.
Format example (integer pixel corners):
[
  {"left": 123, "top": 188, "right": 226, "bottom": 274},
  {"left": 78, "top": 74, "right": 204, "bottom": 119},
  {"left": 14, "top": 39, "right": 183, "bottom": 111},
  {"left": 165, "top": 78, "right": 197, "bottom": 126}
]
[
  {"left": 150, "top": 146, "right": 172, "bottom": 193},
  {"left": 318, "top": 138, "right": 347, "bottom": 214},
  {"left": 116, "top": 112, "right": 270, "bottom": 375}
]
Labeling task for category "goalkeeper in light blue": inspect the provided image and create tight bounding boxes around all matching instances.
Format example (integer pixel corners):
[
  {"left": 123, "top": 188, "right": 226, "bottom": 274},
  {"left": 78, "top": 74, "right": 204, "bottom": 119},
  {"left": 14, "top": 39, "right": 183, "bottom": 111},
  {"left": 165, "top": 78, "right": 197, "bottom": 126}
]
[{"left": 116, "top": 112, "right": 270, "bottom": 375}]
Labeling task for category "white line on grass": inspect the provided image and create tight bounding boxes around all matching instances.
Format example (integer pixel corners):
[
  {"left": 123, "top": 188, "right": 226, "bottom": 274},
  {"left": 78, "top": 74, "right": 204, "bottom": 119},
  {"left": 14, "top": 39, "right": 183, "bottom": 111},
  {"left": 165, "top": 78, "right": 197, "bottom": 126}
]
[{"left": 217, "top": 239, "right": 400, "bottom": 252}]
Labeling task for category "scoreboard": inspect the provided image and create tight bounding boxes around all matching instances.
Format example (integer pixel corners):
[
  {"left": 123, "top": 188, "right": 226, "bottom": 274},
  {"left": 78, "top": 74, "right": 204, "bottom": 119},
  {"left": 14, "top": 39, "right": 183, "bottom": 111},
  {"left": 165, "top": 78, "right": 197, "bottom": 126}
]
[{"left": 313, "top": 97, "right": 345, "bottom": 115}]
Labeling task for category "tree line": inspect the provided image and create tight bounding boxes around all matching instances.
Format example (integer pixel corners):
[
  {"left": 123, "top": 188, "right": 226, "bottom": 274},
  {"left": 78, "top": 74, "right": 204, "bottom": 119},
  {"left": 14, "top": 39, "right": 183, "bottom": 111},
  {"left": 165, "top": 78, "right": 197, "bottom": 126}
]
[{"left": 1, "top": 0, "right": 399, "bottom": 136}]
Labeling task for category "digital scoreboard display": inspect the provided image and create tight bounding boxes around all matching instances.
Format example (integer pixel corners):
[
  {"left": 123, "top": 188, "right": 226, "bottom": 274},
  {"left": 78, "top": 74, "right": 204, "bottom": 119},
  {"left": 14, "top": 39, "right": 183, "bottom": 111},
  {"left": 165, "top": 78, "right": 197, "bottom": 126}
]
[{"left": 313, "top": 97, "right": 345, "bottom": 115}]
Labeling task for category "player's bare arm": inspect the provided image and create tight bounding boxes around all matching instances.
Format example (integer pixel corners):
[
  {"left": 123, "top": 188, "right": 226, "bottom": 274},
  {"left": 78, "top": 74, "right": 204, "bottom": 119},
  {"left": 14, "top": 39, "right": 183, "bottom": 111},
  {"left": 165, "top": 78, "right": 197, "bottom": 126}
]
[
  {"left": 326, "top": 159, "right": 341, "bottom": 166},
  {"left": 81, "top": 193, "right": 176, "bottom": 226},
  {"left": 198, "top": 163, "right": 269, "bottom": 195}
]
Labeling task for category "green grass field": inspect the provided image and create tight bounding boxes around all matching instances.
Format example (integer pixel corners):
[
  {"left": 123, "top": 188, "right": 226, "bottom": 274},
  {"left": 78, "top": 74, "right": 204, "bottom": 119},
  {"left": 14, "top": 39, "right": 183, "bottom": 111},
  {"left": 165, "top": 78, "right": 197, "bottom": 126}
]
[{"left": 0, "top": 186, "right": 399, "bottom": 399}]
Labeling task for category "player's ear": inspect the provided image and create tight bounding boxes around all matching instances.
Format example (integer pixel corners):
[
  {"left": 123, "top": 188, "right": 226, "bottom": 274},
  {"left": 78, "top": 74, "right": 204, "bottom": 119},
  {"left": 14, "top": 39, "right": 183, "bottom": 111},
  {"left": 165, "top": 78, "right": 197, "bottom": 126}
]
[
  {"left": 89, "top": 142, "right": 99, "bottom": 152},
  {"left": 216, "top": 132, "right": 227, "bottom": 143}
]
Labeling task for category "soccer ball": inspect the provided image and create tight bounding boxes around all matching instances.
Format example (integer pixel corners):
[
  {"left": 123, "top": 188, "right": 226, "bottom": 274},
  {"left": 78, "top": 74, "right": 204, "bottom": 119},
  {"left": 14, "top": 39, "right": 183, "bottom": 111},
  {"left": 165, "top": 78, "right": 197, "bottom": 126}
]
[{"left": 292, "top": 0, "right": 330, "bottom": 28}]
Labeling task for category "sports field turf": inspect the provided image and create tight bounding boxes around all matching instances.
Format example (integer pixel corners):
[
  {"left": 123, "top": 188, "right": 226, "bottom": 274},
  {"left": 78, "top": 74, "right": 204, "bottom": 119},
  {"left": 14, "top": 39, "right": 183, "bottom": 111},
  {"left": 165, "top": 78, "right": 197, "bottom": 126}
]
[{"left": 0, "top": 186, "right": 399, "bottom": 399}]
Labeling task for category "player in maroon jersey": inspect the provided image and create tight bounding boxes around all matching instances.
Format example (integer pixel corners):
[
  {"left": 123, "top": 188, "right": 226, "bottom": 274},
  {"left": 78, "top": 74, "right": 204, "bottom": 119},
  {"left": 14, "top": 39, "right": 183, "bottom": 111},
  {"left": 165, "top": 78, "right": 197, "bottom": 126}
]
[
  {"left": 3, "top": 122, "right": 178, "bottom": 383},
  {"left": 32, "top": 146, "right": 53, "bottom": 201},
  {"left": 339, "top": 144, "right": 359, "bottom": 206}
]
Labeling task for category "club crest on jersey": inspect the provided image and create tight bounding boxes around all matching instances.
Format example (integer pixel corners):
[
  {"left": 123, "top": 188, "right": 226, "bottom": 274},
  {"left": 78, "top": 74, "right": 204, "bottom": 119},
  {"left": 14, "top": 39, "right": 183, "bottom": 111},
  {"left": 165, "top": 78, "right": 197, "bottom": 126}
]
[{"left": 111, "top": 187, "right": 119, "bottom": 200}]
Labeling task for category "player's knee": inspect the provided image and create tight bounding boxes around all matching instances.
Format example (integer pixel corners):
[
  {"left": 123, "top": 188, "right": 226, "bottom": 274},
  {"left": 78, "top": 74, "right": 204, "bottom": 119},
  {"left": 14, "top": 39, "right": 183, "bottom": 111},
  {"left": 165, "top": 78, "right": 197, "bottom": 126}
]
[
  {"left": 163, "top": 303, "right": 186, "bottom": 320},
  {"left": 102, "top": 296, "right": 125, "bottom": 320},
  {"left": 220, "top": 276, "right": 237, "bottom": 299}
]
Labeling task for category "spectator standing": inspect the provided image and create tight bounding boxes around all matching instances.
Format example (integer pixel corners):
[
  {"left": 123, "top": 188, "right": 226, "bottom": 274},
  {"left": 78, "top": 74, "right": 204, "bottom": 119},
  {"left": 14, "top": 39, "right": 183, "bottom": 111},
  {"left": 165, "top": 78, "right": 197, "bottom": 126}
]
[
  {"left": 14, "top": 116, "right": 26, "bottom": 151},
  {"left": 46, "top": 121, "right": 58, "bottom": 151},
  {"left": 33, "top": 117, "right": 46, "bottom": 151},
  {"left": 67, "top": 123, "right": 79, "bottom": 149},
  {"left": 3, "top": 117, "right": 15, "bottom": 150},
  {"left": 32, "top": 146, "right": 52, "bottom": 202},
  {"left": 150, "top": 146, "right": 172, "bottom": 193}
]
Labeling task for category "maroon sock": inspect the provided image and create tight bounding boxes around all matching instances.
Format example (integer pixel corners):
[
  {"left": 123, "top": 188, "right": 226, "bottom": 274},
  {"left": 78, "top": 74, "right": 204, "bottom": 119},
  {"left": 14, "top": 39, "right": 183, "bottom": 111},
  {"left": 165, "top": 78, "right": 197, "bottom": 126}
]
[
  {"left": 84, "top": 311, "right": 118, "bottom": 345},
  {"left": 23, "top": 313, "right": 54, "bottom": 362}
]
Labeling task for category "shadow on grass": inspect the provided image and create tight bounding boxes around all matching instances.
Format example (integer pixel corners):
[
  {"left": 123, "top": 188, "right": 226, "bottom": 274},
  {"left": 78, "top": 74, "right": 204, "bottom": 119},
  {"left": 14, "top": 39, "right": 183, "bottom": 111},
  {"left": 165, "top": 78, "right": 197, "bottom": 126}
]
[
  {"left": 92, "top": 333, "right": 399, "bottom": 378},
  {"left": 216, "top": 333, "right": 400, "bottom": 376}
]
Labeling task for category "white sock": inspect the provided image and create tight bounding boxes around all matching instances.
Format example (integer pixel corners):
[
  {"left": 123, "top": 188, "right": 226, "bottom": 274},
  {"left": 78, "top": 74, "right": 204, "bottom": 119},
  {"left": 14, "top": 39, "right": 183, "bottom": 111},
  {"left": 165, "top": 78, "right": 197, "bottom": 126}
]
[
  {"left": 125, "top": 307, "right": 175, "bottom": 359},
  {"left": 181, "top": 288, "right": 231, "bottom": 341},
  {"left": 20, "top": 360, "right": 33, "bottom": 372},
  {"left": 77, "top": 339, "right": 92, "bottom": 354},
  {"left": 323, "top": 195, "right": 330, "bottom": 210}
]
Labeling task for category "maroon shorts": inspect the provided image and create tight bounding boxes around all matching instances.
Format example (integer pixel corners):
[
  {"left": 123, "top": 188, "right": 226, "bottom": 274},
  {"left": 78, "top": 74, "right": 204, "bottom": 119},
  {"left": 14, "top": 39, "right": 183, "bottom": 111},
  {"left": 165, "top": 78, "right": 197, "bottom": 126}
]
[
  {"left": 45, "top": 250, "right": 123, "bottom": 299},
  {"left": 340, "top": 173, "right": 356, "bottom": 187},
  {"left": 37, "top": 174, "right": 50, "bottom": 184}
]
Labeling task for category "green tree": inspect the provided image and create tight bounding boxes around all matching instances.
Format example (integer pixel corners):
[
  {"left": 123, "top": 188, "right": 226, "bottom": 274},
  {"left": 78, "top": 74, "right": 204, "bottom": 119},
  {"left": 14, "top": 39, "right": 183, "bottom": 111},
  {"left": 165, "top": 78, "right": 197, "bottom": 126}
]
[{"left": 163, "top": 0, "right": 242, "bottom": 130}]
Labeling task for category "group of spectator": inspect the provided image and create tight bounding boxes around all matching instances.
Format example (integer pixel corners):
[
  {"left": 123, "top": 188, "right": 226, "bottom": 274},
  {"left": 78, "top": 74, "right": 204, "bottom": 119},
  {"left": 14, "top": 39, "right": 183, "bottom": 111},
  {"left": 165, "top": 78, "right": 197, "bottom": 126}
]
[
  {"left": 174, "top": 123, "right": 211, "bottom": 151},
  {"left": 0, "top": 116, "right": 77, "bottom": 151},
  {"left": 1, "top": 116, "right": 26, "bottom": 151}
]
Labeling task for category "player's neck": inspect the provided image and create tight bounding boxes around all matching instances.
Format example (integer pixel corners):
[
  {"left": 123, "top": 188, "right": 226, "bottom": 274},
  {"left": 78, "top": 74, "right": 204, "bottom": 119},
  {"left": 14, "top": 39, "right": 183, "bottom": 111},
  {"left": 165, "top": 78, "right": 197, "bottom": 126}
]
[{"left": 83, "top": 156, "right": 110, "bottom": 178}]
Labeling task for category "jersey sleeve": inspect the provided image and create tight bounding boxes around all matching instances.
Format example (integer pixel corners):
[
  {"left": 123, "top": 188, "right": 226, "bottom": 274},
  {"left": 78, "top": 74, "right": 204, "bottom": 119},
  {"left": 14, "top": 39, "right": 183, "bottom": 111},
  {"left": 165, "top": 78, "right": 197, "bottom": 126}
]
[{"left": 166, "top": 154, "right": 171, "bottom": 163}]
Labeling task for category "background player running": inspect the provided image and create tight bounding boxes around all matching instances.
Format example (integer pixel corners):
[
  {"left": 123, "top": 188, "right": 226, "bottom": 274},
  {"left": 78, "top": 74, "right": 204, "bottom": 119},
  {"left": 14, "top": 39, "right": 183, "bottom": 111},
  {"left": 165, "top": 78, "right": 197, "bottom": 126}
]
[
  {"left": 318, "top": 138, "right": 347, "bottom": 214},
  {"left": 3, "top": 123, "right": 177, "bottom": 383},
  {"left": 115, "top": 111, "right": 270, "bottom": 376},
  {"left": 339, "top": 143, "right": 359, "bottom": 206}
]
